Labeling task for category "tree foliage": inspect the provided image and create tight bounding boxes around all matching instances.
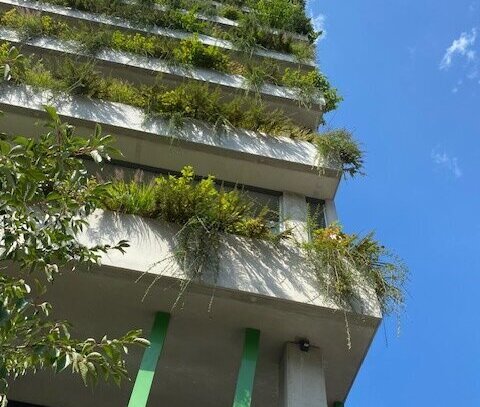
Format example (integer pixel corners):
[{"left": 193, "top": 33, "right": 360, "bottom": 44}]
[{"left": 0, "top": 107, "right": 147, "bottom": 405}]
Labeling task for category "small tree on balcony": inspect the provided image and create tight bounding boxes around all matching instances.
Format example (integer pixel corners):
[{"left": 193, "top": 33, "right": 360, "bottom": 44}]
[{"left": 0, "top": 107, "right": 147, "bottom": 405}]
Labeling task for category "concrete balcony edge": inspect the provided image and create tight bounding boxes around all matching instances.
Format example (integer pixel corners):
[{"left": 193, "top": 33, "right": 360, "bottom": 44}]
[
  {"left": 80, "top": 209, "right": 382, "bottom": 321},
  {"left": 0, "top": 83, "right": 342, "bottom": 199}
]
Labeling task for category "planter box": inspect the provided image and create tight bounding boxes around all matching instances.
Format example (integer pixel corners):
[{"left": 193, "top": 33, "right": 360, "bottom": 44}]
[
  {"left": 0, "top": 83, "right": 341, "bottom": 199},
  {"left": 0, "top": 0, "right": 316, "bottom": 70},
  {"left": 0, "top": 27, "right": 324, "bottom": 130}
]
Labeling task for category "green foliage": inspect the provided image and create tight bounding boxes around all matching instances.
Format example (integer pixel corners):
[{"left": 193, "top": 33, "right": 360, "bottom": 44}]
[
  {"left": 109, "top": 30, "right": 174, "bottom": 59},
  {"left": 0, "top": 9, "right": 340, "bottom": 110},
  {"left": 0, "top": 107, "right": 147, "bottom": 402},
  {"left": 282, "top": 68, "right": 342, "bottom": 112},
  {"left": 102, "top": 166, "right": 283, "bottom": 305},
  {"left": 0, "top": 43, "right": 25, "bottom": 82},
  {"left": 103, "top": 178, "right": 157, "bottom": 217},
  {"left": 242, "top": 63, "right": 274, "bottom": 94},
  {"left": 315, "top": 130, "right": 364, "bottom": 178},
  {"left": 173, "top": 35, "right": 230, "bottom": 71},
  {"left": 55, "top": 59, "right": 105, "bottom": 97},
  {"left": 0, "top": 46, "right": 359, "bottom": 176},
  {"left": 102, "top": 166, "right": 278, "bottom": 241},
  {"left": 302, "top": 224, "right": 407, "bottom": 316},
  {"left": 145, "top": 81, "right": 224, "bottom": 124},
  {"left": 218, "top": 4, "right": 242, "bottom": 20},
  {"left": 38, "top": 0, "right": 314, "bottom": 54},
  {"left": 250, "top": 0, "right": 318, "bottom": 39},
  {"left": 0, "top": 8, "right": 69, "bottom": 40}
]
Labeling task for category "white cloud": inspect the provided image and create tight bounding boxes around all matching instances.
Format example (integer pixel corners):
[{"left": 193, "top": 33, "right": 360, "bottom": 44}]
[
  {"left": 306, "top": 1, "right": 326, "bottom": 41},
  {"left": 312, "top": 13, "right": 326, "bottom": 33},
  {"left": 439, "top": 29, "right": 477, "bottom": 70},
  {"left": 431, "top": 149, "right": 463, "bottom": 178}
]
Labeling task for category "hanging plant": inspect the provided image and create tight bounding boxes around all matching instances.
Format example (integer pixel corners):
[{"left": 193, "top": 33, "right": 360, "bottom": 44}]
[
  {"left": 302, "top": 223, "right": 407, "bottom": 317},
  {"left": 315, "top": 130, "right": 364, "bottom": 178}
]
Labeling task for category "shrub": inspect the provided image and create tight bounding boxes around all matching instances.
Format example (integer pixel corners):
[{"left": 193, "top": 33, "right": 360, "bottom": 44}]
[
  {"left": 173, "top": 35, "right": 230, "bottom": 72},
  {"left": 146, "top": 82, "right": 224, "bottom": 124},
  {"left": 54, "top": 59, "right": 105, "bottom": 97},
  {"left": 110, "top": 31, "right": 173, "bottom": 58},
  {"left": 0, "top": 42, "right": 26, "bottom": 82},
  {"left": 315, "top": 130, "right": 364, "bottom": 178},
  {"left": 282, "top": 68, "right": 342, "bottom": 112},
  {"left": 101, "top": 166, "right": 278, "bottom": 240},
  {"left": 219, "top": 5, "right": 242, "bottom": 20},
  {"left": 251, "top": 0, "right": 315, "bottom": 36},
  {"left": 0, "top": 8, "right": 68, "bottom": 40},
  {"left": 303, "top": 224, "right": 407, "bottom": 316},
  {"left": 1, "top": 47, "right": 360, "bottom": 176}
]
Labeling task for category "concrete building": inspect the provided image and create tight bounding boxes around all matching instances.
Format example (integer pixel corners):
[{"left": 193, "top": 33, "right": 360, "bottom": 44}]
[{"left": 0, "top": 0, "right": 381, "bottom": 405}]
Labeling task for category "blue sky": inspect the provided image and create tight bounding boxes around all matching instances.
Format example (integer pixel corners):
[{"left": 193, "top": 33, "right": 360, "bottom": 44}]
[{"left": 307, "top": 0, "right": 480, "bottom": 405}]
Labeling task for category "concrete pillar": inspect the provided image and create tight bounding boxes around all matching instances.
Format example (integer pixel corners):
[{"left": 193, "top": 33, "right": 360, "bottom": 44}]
[
  {"left": 281, "top": 192, "right": 309, "bottom": 242},
  {"left": 324, "top": 199, "right": 338, "bottom": 226},
  {"left": 280, "top": 342, "right": 328, "bottom": 407}
]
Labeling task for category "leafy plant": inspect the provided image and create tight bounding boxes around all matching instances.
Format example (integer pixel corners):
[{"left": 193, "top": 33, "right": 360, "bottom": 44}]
[
  {"left": 249, "top": 0, "right": 315, "bottom": 37},
  {"left": 102, "top": 166, "right": 279, "bottom": 241},
  {"left": 54, "top": 58, "right": 105, "bottom": 97},
  {"left": 103, "top": 178, "right": 157, "bottom": 217},
  {"left": 173, "top": 35, "right": 230, "bottom": 71},
  {"left": 101, "top": 166, "right": 283, "bottom": 307},
  {"left": 0, "top": 43, "right": 25, "bottom": 82},
  {"left": 0, "top": 8, "right": 339, "bottom": 108},
  {"left": 315, "top": 130, "right": 364, "bottom": 178},
  {"left": 302, "top": 224, "right": 407, "bottom": 316},
  {"left": 219, "top": 4, "right": 242, "bottom": 20},
  {"left": 0, "top": 8, "right": 68, "bottom": 40},
  {"left": 282, "top": 68, "right": 342, "bottom": 112},
  {"left": 39, "top": 0, "right": 316, "bottom": 54},
  {"left": 1, "top": 46, "right": 360, "bottom": 177},
  {"left": 242, "top": 63, "right": 273, "bottom": 95},
  {"left": 0, "top": 107, "right": 147, "bottom": 403}
]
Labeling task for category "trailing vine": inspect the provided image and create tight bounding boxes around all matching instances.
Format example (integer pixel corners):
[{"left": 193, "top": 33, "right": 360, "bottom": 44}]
[
  {"left": 302, "top": 224, "right": 407, "bottom": 335},
  {"left": 102, "top": 166, "right": 286, "bottom": 307}
]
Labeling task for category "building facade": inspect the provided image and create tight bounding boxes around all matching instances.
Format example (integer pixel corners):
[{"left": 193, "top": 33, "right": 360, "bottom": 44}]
[{"left": 0, "top": 0, "right": 381, "bottom": 405}]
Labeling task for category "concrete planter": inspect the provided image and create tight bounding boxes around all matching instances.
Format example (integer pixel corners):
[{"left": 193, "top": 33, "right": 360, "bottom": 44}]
[
  {"left": 0, "top": 83, "right": 341, "bottom": 199},
  {"left": 0, "top": 27, "right": 323, "bottom": 129},
  {"left": 80, "top": 209, "right": 381, "bottom": 318}
]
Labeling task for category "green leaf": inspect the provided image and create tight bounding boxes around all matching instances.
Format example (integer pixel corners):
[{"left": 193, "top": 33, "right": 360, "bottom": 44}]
[{"left": 43, "top": 105, "right": 59, "bottom": 123}]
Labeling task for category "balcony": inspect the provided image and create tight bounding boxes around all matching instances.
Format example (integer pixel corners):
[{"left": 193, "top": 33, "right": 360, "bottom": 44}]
[
  {"left": 7, "top": 209, "right": 381, "bottom": 407},
  {"left": 0, "top": 83, "right": 340, "bottom": 199}
]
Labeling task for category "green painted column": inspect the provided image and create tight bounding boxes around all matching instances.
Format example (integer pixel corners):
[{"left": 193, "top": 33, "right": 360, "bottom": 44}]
[
  {"left": 334, "top": 402, "right": 345, "bottom": 407},
  {"left": 232, "top": 328, "right": 261, "bottom": 407},
  {"left": 128, "top": 312, "right": 170, "bottom": 407}
]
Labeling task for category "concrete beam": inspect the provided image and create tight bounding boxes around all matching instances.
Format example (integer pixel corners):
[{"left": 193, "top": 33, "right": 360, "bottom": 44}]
[{"left": 280, "top": 342, "right": 328, "bottom": 407}]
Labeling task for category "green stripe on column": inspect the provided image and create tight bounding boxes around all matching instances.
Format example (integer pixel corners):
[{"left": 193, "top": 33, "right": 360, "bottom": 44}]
[
  {"left": 334, "top": 402, "right": 345, "bottom": 407},
  {"left": 232, "top": 328, "right": 261, "bottom": 407},
  {"left": 128, "top": 312, "right": 170, "bottom": 407}
]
